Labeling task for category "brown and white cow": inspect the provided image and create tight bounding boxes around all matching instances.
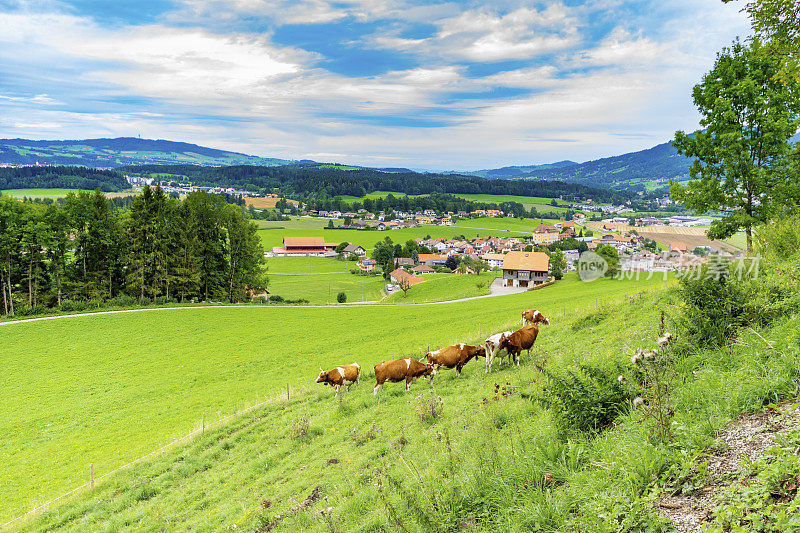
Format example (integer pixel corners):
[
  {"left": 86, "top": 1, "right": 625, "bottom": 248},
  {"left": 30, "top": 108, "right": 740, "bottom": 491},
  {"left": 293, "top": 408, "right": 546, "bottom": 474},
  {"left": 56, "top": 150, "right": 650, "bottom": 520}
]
[
  {"left": 425, "top": 343, "right": 486, "bottom": 382},
  {"left": 498, "top": 325, "right": 540, "bottom": 366},
  {"left": 521, "top": 309, "right": 550, "bottom": 326},
  {"left": 316, "top": 363, "right": 361, "bottom": 397},
  {"left": 374, "top": 358, "right": 436, "bottom": 394},
  {"left": 484, "top": 331, "right": 512, "bottom": 373}
]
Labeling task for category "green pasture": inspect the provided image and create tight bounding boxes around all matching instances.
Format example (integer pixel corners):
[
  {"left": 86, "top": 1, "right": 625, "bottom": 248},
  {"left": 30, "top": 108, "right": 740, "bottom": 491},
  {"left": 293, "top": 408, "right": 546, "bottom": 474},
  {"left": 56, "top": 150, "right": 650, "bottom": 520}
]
[
  {"left": 384, "top": 271, "right": 501, "bottom": 304},
  {"left": 722, "top": 230, "right": 747, "bottom": 250},
  {"left": 264, "top": 257, "right": 384, "bottom": 303},
  {"left": 1, "top": 272, "right": 673, "bottom": 524},
  {"left": 0, "top": 188, "right": 88, "bottom": 198},
  {"left": 257, "top": 216, "right": 562, "bottom": 251}
]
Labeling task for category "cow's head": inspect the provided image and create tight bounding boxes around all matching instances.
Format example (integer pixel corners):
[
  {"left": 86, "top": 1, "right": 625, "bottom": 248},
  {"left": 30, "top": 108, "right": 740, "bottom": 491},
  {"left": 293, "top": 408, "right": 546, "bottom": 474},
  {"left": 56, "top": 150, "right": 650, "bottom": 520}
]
[
  {"left": 497, "top": 336, "right": 511, "bottom": 351},
  {"left": 316, "top": 368, "right": 329, "bottom": 384},
  {"left": 474, "top": 345, "right": 487, "bottom": 358},
  {"left": 533, "top": 310, "right": 550, "bottom": 325},
  {"left": 424, "top": 363, "right": 437, "bottom": 376}
]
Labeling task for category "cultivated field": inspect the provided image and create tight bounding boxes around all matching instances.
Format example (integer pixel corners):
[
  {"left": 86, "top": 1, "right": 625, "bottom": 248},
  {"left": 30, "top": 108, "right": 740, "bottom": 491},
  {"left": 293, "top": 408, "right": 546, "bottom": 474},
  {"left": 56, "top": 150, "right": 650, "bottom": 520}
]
[
  {"left": 1, "top": 272, "right": 673, "bottom": 525},
  {"left": 245, "top": 197, "right": 300, "bottom": 208},
  {"left": 586, "top": 222, "right": 740, "bottom": 252}
]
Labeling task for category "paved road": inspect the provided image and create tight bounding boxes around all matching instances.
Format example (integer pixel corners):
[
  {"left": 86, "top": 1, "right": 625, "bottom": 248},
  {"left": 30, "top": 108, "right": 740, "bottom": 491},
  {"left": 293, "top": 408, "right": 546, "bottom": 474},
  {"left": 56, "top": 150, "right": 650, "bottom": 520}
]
[{"left": 0, "top": 279, "right": 535, "bottom": 326}]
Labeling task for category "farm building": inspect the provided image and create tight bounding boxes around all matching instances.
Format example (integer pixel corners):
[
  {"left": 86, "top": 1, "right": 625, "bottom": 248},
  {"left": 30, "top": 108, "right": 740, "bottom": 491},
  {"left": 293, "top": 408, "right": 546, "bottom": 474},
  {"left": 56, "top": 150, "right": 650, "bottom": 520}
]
[
  {"left": 502, "top": 251, "right": 550, "bottom": 288},
  {"left": 272, "top": 237, "right": 339, "bottom": 257}
]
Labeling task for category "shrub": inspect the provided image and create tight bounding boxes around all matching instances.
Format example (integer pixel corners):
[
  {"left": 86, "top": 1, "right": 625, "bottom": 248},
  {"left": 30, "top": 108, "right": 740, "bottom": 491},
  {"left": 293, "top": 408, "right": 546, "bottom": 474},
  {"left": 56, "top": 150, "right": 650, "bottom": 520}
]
[
  {"left": 675, "top": 259, "right": 749, "bottom": 348},
  {"left": 337, "top": 291, "right": 347, "bottom": 303},
  {"left": 532, "top": 363, "right": 632, "bottom": 436}
]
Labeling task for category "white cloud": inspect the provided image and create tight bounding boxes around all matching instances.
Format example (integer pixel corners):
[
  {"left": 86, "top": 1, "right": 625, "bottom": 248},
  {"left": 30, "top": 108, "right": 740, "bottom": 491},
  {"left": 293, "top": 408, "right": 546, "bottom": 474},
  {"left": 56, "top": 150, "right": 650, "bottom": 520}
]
[{"left": 0, "top": 0, "right": 755, "bottom": 169}]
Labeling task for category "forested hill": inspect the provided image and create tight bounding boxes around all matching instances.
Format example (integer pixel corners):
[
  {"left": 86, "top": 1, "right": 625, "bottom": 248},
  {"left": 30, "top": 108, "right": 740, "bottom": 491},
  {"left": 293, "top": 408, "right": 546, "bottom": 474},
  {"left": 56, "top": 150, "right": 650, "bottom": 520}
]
[
  {"left": 0, "top": 166, "right": 129, "bottom": 192},
  {"left": 121, "top": 163, "right": 634, "bottom": 203},
  {"left": 471, "top": 133, "right": 800, "bottom": 191},
  {"left": 465, "top": 140, "right": 691, "bottom": 191},
  {"left": 0, "top": 137, "right": 294, "bottom": 168},
  {"left": 450, "top": 160, "right": 577, "bottom": 179}
]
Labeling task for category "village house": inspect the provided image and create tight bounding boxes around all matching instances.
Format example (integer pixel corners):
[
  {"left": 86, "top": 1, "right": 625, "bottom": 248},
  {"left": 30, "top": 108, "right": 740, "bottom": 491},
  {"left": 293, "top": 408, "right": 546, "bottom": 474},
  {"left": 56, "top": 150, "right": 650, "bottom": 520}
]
[
  {"left": 272, "top": 236, "right": 339, "bottom": 257},
  {"left": 395, "top": 257, "right": 414, "bottom": 267},
  {"left": 357, "top": 259, "right": 377, "bottom": 272},
  {"left": 670, "top": 241, "right": 688, "bottom": 256},
  {"left": 417, "top": 253, "right": 447, "bottom": 267},
  {"left": 342, "top": 244, "right": 366, "bottom": 257},
  {"left": 502, "top": 251, "right": 550, "bottom": 288},
  {"left": 389, "top": 269, "right": 425, "bottom": 286},
  {"left": 481, "top": 253, "right": 505, "bottom": 269},
  {"left": 414, "top": 215, "right": 432, "bottom": 225},
  {"left": 411, "top": 264, "right": 435, "bottom": 274}
]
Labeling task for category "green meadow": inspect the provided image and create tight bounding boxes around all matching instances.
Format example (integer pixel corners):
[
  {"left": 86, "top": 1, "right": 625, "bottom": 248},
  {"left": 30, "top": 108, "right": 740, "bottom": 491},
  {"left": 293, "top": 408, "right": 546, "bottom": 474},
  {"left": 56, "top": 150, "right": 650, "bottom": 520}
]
[
  {"left": 257, "top": 216, "right": 556, "bottom": 251},
  {"left": 383, "top": 271, "right": 501, "bottom": 304},
  {"left": 265, "top": 257, "right": 385, "bottom": 303},
  {"left": 0, "top": 188, "right": 87, "bottom": 198},
  {"left": 1, "top": 272, "right": 671, "bottom": 525}
]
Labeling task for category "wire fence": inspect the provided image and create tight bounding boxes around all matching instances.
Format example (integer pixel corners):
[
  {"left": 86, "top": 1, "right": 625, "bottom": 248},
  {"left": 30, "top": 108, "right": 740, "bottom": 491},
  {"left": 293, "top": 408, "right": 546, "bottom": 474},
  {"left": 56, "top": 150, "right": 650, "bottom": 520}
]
[{"left": 1, "top": 389, "right": 299, "bottom": 531}]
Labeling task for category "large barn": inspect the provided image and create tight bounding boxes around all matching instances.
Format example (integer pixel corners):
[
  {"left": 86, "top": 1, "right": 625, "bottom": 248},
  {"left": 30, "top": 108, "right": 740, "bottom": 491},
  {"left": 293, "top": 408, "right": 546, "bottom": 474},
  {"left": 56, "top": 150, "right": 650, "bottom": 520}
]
[
  {"left": 272, "top": 237, "right": 339, "bottom": 257},
  {"left": 501, "top": 251, "right": 550, "bottom": 288}
]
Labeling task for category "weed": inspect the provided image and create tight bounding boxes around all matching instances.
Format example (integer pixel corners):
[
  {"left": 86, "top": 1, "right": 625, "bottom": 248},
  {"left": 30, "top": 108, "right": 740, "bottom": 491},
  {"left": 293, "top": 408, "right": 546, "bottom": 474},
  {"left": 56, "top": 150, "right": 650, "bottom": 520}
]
[
  {"left": 533, "top": 363, "right": 632, "bottom": 436},
  {"left": 415, "top": 392, "right": 444, "bottom": 424}
]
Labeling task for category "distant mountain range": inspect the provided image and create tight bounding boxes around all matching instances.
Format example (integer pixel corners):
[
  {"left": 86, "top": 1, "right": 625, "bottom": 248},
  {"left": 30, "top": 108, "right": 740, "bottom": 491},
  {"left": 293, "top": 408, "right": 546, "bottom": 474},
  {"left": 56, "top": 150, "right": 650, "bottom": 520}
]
[
  {"left": 3, "top": 134, "right": 797, "bottom": 192},
  {"left": 0, "top": 137, "right": 294, "bottom": 168},
  {"left": 463, "top": 141, "right": 691, "bottom": 192}
]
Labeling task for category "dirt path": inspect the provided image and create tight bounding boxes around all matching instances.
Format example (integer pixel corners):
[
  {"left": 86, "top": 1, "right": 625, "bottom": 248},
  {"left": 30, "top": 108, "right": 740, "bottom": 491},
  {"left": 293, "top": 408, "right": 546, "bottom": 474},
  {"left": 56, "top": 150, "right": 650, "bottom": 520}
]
[{"left": 658, "top": 401, "right": 800, "bottom": 531}]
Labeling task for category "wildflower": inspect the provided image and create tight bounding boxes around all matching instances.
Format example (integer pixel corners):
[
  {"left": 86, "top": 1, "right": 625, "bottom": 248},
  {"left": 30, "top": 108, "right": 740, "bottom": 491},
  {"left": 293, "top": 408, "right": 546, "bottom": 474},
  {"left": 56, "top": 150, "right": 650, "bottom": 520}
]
[
  {"left": 643, "top": 350, "right": 656, "bottom": 360},
  {"left": 633, "top": 397, "right": 645, "bottom": 408},
  {"left": 657, "top": 332, "right": 673, "bottom": 346},
  {"left": 631, "top": 350, "right": 642, "bottom": 364},
  {"left": 617, "top": 375, "right": 627, "bottom": 383}
]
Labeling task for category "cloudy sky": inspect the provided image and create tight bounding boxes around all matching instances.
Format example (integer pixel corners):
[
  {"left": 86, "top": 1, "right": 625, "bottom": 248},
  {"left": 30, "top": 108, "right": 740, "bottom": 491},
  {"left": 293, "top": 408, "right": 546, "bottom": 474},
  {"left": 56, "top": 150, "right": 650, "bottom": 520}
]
[{"left": 0, "top": 0, "right": 750, "bottom": 170}]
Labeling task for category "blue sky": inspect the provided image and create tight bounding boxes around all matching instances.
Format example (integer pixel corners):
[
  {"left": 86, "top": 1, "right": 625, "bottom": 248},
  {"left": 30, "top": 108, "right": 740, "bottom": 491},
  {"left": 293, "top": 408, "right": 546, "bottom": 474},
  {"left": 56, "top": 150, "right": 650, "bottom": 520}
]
[{"left": 0, "top": 0, "right": 750, "bottom": 170}]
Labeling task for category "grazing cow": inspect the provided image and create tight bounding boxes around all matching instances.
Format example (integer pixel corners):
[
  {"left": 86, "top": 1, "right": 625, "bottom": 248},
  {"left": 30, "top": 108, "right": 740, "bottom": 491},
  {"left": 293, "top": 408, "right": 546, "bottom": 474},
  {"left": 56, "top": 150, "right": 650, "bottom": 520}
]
[
  {"left": 484, "top": 331, "right": 512, "bottom": 373},
  {"left": 521, "top": 309, "right": 550, "bottom": 326},
  {"left": 426, "top": 343, "right": 486, "bottom": 383},
  {"left": 374, "top": 358, "right": 436, "bottom": 394},
  {"left": 316, "top": 363, "right": 361, "bottom": 397},
  {"left": 498, "top": 325, "right": 540, "bottom": 366}
]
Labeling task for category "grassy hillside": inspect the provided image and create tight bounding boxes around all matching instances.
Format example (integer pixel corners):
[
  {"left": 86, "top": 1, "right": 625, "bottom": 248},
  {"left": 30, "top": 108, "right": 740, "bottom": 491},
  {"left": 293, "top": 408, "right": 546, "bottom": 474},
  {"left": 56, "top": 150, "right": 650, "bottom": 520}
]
[
  {"left": 1, "top": 273, "right": 670, "bottom": 525},
  {"left": 383, "top": 272, "right": 501, "bottom": 303},
  {"left": 12, "top": 253, "right": 800, "bottom": 532}
]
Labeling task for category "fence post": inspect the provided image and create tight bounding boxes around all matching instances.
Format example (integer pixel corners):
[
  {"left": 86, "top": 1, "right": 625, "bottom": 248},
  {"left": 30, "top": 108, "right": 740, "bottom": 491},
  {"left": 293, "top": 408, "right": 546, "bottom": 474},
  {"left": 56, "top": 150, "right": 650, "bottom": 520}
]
[
  {"left": 286, "top": 382, "right": 290, "bottom": 401},
  {"left": 478, "top": 322, "right": 481, "bottom": 338},
  {"left": 90, "top": 463, "right": 94, "bottom": 491}
]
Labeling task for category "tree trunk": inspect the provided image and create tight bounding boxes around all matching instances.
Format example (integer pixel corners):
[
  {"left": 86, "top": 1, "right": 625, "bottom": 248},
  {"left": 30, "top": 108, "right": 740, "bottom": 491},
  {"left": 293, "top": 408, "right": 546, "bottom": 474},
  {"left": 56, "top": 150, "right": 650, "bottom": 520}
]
[
  {"left": 746, "top": 226, "right": 752, "bottom": 253},
  {"left": 1, "top": 270, "right": 7, "bottom": 315},
  {"left": 28, "top": 253, "right": 33, "bottom": 307},
  {"left": 5, "top": 255, "right": 13, "bottom": 315}
]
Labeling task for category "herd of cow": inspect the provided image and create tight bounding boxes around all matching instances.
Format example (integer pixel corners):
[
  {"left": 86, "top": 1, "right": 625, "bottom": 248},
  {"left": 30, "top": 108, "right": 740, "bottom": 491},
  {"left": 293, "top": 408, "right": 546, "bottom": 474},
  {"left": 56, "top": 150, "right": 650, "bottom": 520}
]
[{"left": 315, "top": 309, "right": 550, "bottom": 396}]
